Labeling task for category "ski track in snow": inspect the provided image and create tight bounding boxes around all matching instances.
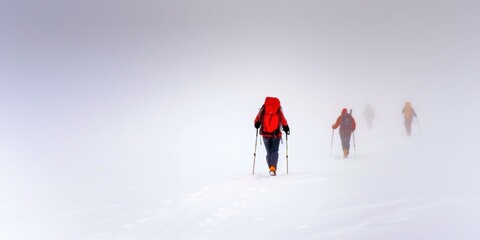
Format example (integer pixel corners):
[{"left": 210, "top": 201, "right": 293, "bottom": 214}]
[
  {"left": 6, "top": 166, "right": 479, "bottom": 240},
  {"left": 72, "top": 172, "right": 477, "bottom": 240},
  {"left": 80, "top": 173, "right": 330, "bottom": 240}
]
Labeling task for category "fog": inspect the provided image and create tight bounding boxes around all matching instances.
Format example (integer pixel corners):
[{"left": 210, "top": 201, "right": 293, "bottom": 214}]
[{"left": 1, "top": 0, "right": 480, "bottom": 239}]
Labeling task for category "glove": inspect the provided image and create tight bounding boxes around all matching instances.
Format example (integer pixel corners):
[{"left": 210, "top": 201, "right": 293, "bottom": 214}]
[
  {"left": 331, "top": 124, "right": 335, "bottom": 129},
  {"left": 254, "top": 121, "right": 261, "bottom": 129},
  {"left": 283, "top": 125, "right": 290, "bottom": 135}
]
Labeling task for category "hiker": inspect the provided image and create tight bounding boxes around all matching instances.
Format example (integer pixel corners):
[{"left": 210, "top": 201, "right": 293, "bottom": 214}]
[
  {"left": 254, "top": 97, "right": 290, "bottom": 176},
  {"left": 332, "top": 108, "right": 356, "bottom": 158},
  {"left": 402, "top": 101, "right": 417, "bottom": 136},
  {"left": 363, "top": 103, "right": 375, "bottom": 130}
]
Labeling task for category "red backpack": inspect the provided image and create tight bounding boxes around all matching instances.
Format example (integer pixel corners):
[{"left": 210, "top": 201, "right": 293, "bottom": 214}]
[{"left": 260, "top": 97, "right": 281, "bottom": 136}]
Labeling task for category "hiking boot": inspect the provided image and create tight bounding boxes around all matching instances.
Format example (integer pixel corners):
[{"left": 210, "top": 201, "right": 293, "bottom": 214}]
[
  {"left": 269, "top": 166, "right": 276, "bottom": 176},
  {"left": 343, "top": 149, "right": 348, "bottom": 158}
]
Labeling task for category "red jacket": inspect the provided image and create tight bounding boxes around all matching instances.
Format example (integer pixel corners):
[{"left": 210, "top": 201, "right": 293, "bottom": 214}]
[
  {"left": 332, "top": 112, "right": 356, "bottom": 133},
  {"left": 254, "top": 107, "right": 288, "bottom": 138}
]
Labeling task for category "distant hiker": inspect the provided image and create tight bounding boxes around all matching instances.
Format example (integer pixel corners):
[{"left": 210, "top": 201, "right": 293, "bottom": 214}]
[
  {"left": 402, "top": 101, "right": 417, "bottom": 136},
  {"left": 363, "top": 103, "right": 375, "bottom": 130},
  {"left": 332, "top": 108, "right": 356, "bottom": 158},
  {"left": 254, "top": 97, "right": 290, "bottom": 176}
]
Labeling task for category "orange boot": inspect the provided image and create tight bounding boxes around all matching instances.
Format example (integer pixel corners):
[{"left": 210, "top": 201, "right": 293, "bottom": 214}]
[{"left": 269, "top": 166, "right": 276, "bottom": 176}]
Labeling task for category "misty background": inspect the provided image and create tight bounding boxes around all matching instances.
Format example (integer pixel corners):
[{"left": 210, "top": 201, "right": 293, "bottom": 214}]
[{"left": 1, "top": 0, "right": 480, "bottom": 238}]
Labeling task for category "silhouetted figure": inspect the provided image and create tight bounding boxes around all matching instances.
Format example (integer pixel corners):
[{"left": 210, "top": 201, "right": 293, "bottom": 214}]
[
  {"left": 332, "top": 108, "right": 356, "bottom": 158},
  {"left": 363, "top": 103, "right": 375, "bottom": 130},
  {"left": 402, "top": 101, "right": 417, "bottom": 136}
]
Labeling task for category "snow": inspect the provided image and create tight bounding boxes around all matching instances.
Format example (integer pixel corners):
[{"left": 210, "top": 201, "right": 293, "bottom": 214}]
[
  {"left": 2, "top": 0, "right": 480, "bottom": 239},
  {"left": 2, "top": 116, "right": 480, "bottom": 239}
]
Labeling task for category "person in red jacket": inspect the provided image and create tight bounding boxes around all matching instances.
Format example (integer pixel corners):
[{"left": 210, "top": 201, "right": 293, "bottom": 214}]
[
  {"left": 402, "top": 101, "right": 417, "bottom": 136},
  {"left": 332, "top": 108, "right": 356, "bottom": 158},
  {"left": 254, "top": 97, "right": 289, "bottom": 176}
]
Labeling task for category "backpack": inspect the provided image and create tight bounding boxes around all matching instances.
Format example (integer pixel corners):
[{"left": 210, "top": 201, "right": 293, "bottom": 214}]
[
  {"left": 341, "top": 114, "right": 352, "bottom": 130},
  {"left": 403, "top": 106, "right": 414, "bottom": 120},
  {"left": 260, "top": 97, "right": 281, "bottom": 136}
]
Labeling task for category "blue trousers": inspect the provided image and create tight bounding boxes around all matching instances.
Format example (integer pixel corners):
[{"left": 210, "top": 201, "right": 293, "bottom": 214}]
[
  {"left": 263, "top": 137, "right": 281, "bottom": 169},
  {"left": 340, "top": 131, "right": 352, "bottom": 150},
  {"left": 404, "top": 118, "right": 413, "bottom": 136}
]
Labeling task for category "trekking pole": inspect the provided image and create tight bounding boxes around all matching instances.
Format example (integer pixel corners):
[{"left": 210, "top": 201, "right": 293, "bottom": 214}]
[
  {"left": 352, "top": 131, "right": 357, "bottom": 156},
  {"left": 330, "top": 129, "right": 334, "bottom": 156},
  {"left": 285, "top": 133, "right": 289, "bottom": 174},
  {"left": 349, "top": 109, "right": 356, "bottom": 156},
  {"left": 252, "top": 129, "right": 259, "bottom": 175},
  {"left": 415, "top": 117, "right": 422, "bottom": 134}
]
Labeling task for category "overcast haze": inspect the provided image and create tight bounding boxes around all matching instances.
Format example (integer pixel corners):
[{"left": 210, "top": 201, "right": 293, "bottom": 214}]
[{"left": 1, "top": 0, "right": 480, "bottom": 239}]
